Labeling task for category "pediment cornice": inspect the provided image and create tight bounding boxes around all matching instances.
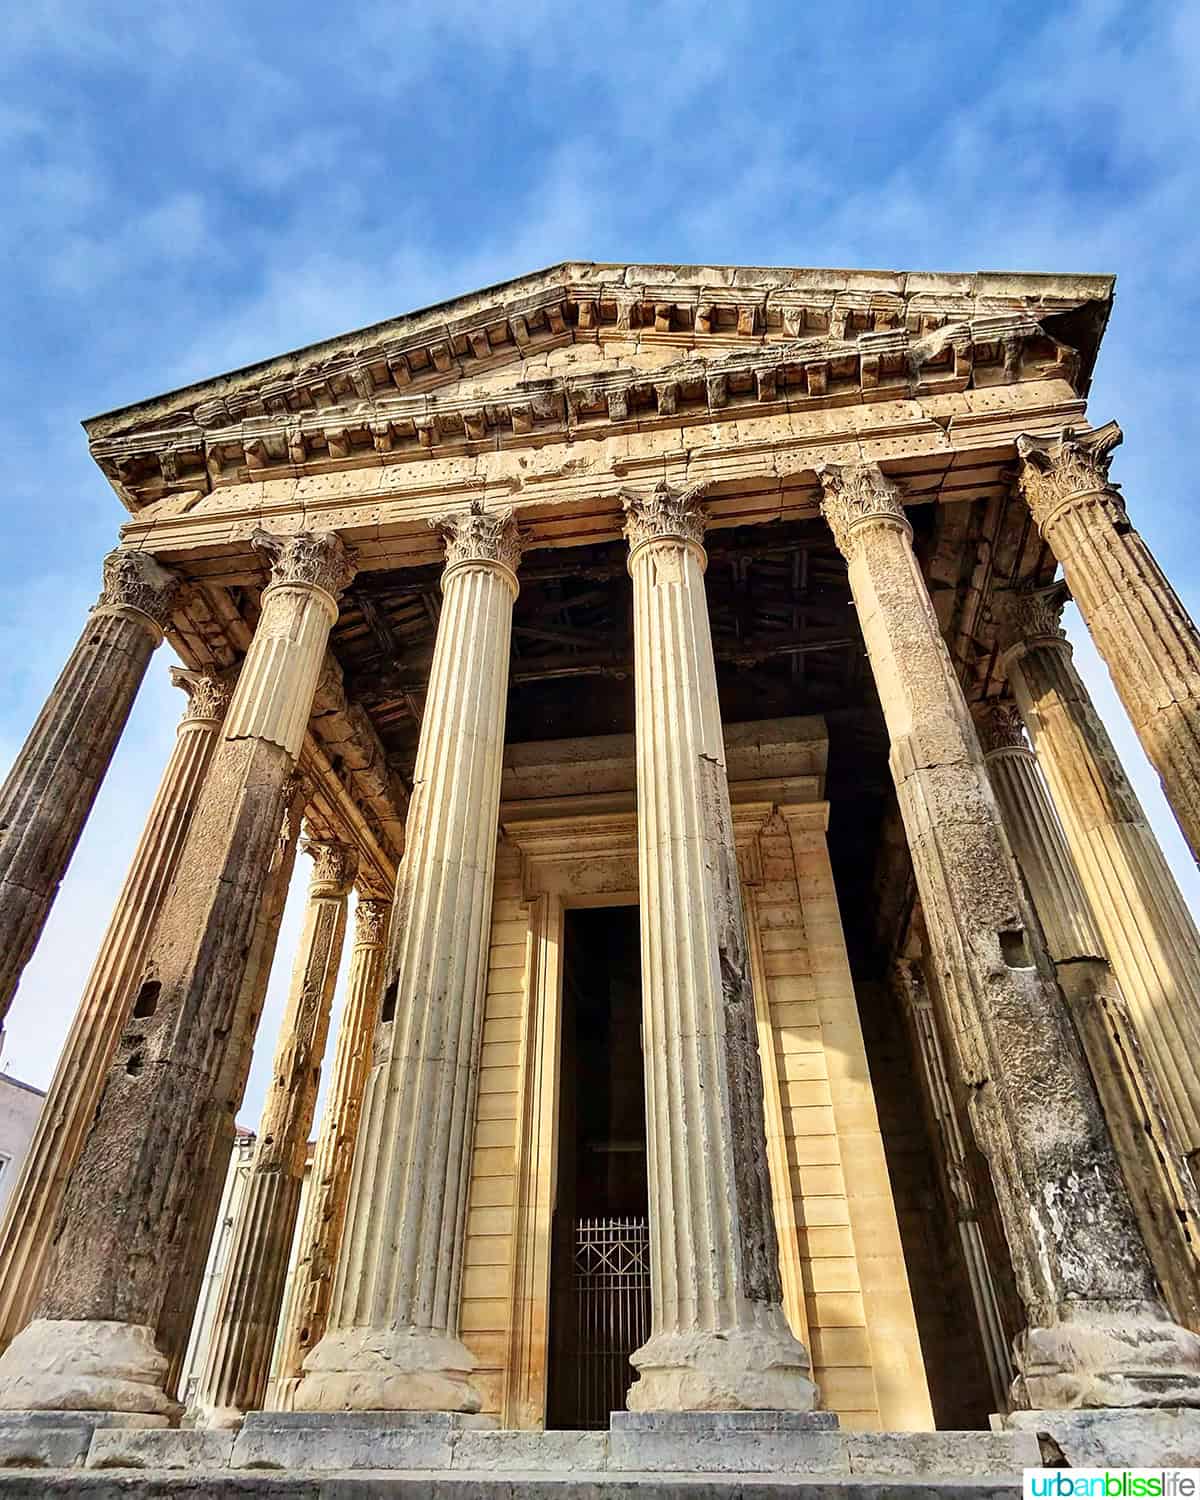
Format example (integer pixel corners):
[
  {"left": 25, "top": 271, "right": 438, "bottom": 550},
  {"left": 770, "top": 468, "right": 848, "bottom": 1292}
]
[{"left": 82, "top": 263, "right": 1113, "bottom": 513}]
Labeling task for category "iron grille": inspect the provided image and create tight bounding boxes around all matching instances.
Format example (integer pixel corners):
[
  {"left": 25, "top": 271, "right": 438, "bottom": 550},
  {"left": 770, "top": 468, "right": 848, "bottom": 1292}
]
[{"left": 571, "top": 1215, "right": 650, "bottom": 1429}]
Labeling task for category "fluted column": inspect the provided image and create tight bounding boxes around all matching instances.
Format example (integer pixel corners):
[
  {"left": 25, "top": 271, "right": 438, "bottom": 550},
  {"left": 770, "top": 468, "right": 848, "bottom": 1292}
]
[
  {"left": 0, "top": 665, "right": 234, "bottom": 1356},
  {"left": 978, "top": 702, "right": 1200, "bottom": 1330},
  {"left": 274, "top": 894, "right": 392, "bottom": 1407},
  {"left": 0, "top": 549, "right": 178, "bottom": 1030},
  {"left": 295, "top": 502, "right": 521, "bottom": 1415},
  {"left": 0, "top": 530, "right": 355, "bottom": 1425},
  {"left": 192, "top": 838, "right": 356, "bottom": 1427},
  {"left": 994, "top": 590, "right": 1200, "bottom": 1245},
  {"left": 619, "top": 481, "right": 815, "bottom": 1413},
  {"left": 1017, "top": 424, "right": 1200, "bottom": 864},
  {"left": 818, "top": 461, "right": 1200, "bottom": 1413}
]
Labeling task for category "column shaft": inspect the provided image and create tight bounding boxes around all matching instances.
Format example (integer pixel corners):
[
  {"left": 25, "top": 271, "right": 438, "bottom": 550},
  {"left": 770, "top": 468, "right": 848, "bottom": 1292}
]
[
  {"left": 295, "top": 502, "right": 521, "bottom": 1415},
  {"left": 996, "top": 593, "right": 1200, "bottom": 1196},
  {"left": 1017, "top": 425, "right": 1200, "bottom": 864},
  {"left": 192, "top": 839, "right": 355, "bottom": 1426},
  {"left": 0, "top": 667, "right": 231, "bottom": 1355},
  {"left": 620, "top": 481, "right": 815, "bottom": 1413},
  {"left": 0, "top": 530, "right": 354, "bottom": 1424},
  {"left": 160, "top": 774, "right": 307, "bottom": 1392},
  {"left": 274, "top": 895, "right": 391, "bottom": 1405},
  {"left": 979, "top": 708, "right": 1200, "bottom": 1328},
  {"left": 0, "top": 550, "right": 177, "bottom": 1028},
  {"left": 818, "top": 462, "right": 1200, "bottom": 1412}
]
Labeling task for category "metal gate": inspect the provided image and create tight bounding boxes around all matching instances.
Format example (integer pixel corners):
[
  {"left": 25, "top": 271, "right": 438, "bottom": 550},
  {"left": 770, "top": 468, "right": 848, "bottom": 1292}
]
[{"left": 570, "top": 1215, "right": 651, "bottom": 1428}]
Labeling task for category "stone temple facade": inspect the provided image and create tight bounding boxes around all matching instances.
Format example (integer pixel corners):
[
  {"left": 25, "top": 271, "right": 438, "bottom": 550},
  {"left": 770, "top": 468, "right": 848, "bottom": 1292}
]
[{"left": 2, "top": 262, "right": 1200, "bottom": 1486}]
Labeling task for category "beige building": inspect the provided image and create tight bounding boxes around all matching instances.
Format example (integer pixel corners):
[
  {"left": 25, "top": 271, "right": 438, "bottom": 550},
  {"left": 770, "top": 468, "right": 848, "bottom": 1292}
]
[{"left": 1, "top": 262, "right": 1200, "bottom": 1470}]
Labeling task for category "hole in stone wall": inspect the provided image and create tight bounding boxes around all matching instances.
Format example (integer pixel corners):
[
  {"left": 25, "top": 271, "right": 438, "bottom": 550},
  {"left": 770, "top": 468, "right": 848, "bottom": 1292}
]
[
  {"left": 126, "top": 1052, "right": 144, "bottom": 1077},
  {"left": 132, "top": 980, "right": 161, "bottom": 1018},
  {"left": 380, "top": 977, "right": 399, "bottom": 1024},
  {"left": 999, "top": 927, "right": 1032, "bottom": 968}
]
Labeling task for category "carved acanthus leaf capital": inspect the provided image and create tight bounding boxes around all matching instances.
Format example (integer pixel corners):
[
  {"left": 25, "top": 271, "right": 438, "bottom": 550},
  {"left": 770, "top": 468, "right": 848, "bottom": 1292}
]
[
  {"left": 97, "top": 549, "right": 179, "bottom": 632},
  {"left": 816, "top": 463, "right": 909, "bottom": 558},
  {"left": 974, "top": 700, "right": 1029, "bottom": 755},
  {"left": 302, "top": 838, "right": 358, "bottom": 897},
  {"left": 252, "top": 529, "right": 357, "bottom": 600},
  {"left": 433, "top": 500, "right": 523, "bottom": 576},
  {"left": 169, "top": 664, "right": 236, "bottom": 725},
  {"left": 354, "top": 897, "right": 392, "bottom": 946},
  {"left": 992, "top": 584, "right": 1069, "bottom": 657},
  {"left": 619, "top": 480, "right": 709, "bottom": 552},
  {"left": 1016, "top": 421, "right": 1126, "bottom": 532}
]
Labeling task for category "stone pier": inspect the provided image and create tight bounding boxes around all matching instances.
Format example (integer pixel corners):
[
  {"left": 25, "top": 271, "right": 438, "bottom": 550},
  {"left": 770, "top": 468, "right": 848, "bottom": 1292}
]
[
  {"left": 191, "top": 838, "right": 356, "bottom": 1428},
  {"left": 619, "top": 480, "right": 816, "bottom": 1413},
  {"left": 818, "top": 460, "right": 1200, "bottom": 1411},
  {"left": 1017, "top": 424, "right": 1200, "bottom": 866},
  {"left": 0, "top": 549, "right": 177, "bottom": 1031},
  {"left": 274, "top": 893, "right": 392, "bottom": 1407},
  {"left": 995, "top": 586, "right": 1200, "bottom": 1255},
  {"left": 294, "top": 503, "right": 521, "bottom": 1415},
  {"left": 0, "top": 666, "right": 233, "bottom": 1356},
  {"left": 0, "top": 530, "right": 354, "bottom": 1424},
  {"left": 978, "top": 701, "right": 1200, "bottom": 1330}
]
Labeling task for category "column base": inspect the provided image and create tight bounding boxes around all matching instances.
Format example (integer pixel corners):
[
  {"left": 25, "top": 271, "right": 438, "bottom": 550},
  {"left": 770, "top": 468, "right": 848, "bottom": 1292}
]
[
  {"left": 291, "top": 1326, "right": 483, "bottom": 1414},
  {"left": 0, "top": 1319, "right": 180, "bottom": 1424},
  {"left": 1014, "top": 1303, "right": 1200, "bottom": 1410},
  {"left": 626, "top": 1325, "right": 819, "bottom": 1413}
]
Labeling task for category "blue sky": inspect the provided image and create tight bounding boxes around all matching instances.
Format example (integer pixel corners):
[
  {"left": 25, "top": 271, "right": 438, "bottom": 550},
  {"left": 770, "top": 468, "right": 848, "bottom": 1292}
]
[{"left": 2, "top": 0, "right": 1199, "bottom": 1122}]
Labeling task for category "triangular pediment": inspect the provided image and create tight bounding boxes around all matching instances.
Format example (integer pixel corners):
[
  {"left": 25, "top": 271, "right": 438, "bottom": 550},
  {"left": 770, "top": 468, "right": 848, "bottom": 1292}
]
[{"left": 83, "top": 261, "right": 1114, "bottom": 513}]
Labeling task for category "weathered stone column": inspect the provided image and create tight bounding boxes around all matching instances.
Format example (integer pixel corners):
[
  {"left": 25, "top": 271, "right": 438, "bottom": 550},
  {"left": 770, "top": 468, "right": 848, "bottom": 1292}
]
[
  {"left": 160, "top": 772, "right": 307, "bottom": 1393},
  {"left": 0, "top": 666, "right": 234, "bottom": 1357},
  {"left": 192, "top": 837, "right": 357, "bottom": 1427},
  {"left": 0, "top": 530, "right": 354, "bottom": 1424},
  {"left": 1017, "top": 424, "right": 1200, "bottom": 864},
  {"left": 995, "top": 589, "right": 1200, "bottom": 1230},
  {"left": 0, "top": 549, "right": 178, "bottom": 1030},
  {"left": 619, "top": 480, "right": 816, "bottom": 1413},
  {"left": 274, "top": 894, "right": 392, "bottom": 1408},
  {"left": 818, "top": 461, "right": 1200, "bottom": 1412},
  {"left": 294, "top": 502, "right": 521, "bottom": 1415},
  {"left": 977, "top": 701, "right": 1200, "bottom": 1332}
]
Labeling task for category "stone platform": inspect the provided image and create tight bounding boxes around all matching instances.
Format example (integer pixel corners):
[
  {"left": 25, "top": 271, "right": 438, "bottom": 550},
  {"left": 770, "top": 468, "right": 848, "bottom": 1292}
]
[{"left": 0, "top": 1411, "right": 1043, "bottom": 1494}]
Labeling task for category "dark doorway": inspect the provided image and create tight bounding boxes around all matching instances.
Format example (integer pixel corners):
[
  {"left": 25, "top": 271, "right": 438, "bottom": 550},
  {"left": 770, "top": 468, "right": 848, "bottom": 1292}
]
[{"left": 546, "top": 905, "right": 648, "bottom": 1430}]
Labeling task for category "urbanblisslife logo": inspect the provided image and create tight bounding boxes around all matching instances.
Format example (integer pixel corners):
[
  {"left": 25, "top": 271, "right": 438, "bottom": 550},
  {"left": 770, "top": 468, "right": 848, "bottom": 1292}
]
[{"left": 1025, "top": 1472, "right": 1200, "bottom": 1498}]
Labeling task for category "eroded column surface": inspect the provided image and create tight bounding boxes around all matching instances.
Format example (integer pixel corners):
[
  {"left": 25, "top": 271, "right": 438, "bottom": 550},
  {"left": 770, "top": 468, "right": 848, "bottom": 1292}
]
[
  {"left": 619, "top": 481, "right": 815, "bottom": 1413},
  {"left": 818, "top": 461, "right": 1200, "bottom": 1412},
  {"left": 995, "top": 591, "right": 1200, "bottom": 1261},
  {"left": 1018, "top": 424, "right": 1200, "bottom": 864},
  {"left": 160, "top": 772, "right": 307, "bottom": 1393},
  {"left": 0, "top": 666, "right": 233, "bottom": 1356},
  {"left": 0, "top": 530, "right": 354, "bottom": 1425},
  {"left": 294, "top": 503, "right": 521, "bottom": 1416},
  {"left": 275, "top": 894, "right": 392, "bottom": 1407},
  {"left": 0, "top": 549, "right": 178, "bottom": 1030},
  {"left": 193, "top": 838, "right": 356, "bottom": 1427},
  {"left": 978, "top": 702, "right": 1200, "bottom": 1331}
]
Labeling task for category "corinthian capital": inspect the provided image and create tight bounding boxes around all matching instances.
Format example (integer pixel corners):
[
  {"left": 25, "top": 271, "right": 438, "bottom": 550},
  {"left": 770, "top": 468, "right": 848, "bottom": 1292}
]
[
  {"left": 816, "top": 463, "right": 908, "bottom": 558},
  {"left": 354, "top": 897, "right": 391, "bottom": 947},
  {"left": 992, "top": 584, "right": 1069, "bottom": 657},
  {"left": 252, "top": 529, "right": 357, "bottom": 601},
  {"left": 170, "top": 664, "right": 236, "bottom": 726},
  {"left": 433, "top": 500, "right": 523, "bottom": 576},
  {"left": 1016, "top": 421, "right": 1126, "bottom": 532},
  {"left": 302, "top": 838, "right": 358, "bottom": 898},
  {"left": 973, "top": 700, "right": 1029, "bottom": 755},
  {"left": 96, "top": 549, "right": 179, "bottom": 634},
  {"left": 619, "top": 480, "right": 708, "bottom": 552}
]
